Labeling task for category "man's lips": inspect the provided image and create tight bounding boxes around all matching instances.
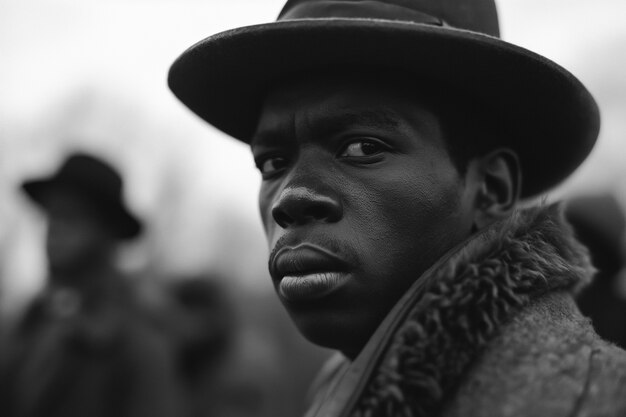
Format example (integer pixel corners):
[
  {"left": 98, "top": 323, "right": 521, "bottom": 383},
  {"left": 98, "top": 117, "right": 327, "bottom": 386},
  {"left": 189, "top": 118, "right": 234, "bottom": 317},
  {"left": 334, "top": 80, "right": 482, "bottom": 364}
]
[{"left": 270, "top": 244, "right": 351, "bottom": 301}]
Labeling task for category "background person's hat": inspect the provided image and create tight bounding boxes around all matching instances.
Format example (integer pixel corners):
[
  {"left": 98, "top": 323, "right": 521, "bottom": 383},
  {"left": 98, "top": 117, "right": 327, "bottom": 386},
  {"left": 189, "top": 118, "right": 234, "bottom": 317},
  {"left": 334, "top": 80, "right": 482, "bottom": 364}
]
[
  {"left": 168, "top": 0, "right": 600, "bottom": 198},
  {"left": 22, "top": 153, "right": 143, "bottom": 239}
]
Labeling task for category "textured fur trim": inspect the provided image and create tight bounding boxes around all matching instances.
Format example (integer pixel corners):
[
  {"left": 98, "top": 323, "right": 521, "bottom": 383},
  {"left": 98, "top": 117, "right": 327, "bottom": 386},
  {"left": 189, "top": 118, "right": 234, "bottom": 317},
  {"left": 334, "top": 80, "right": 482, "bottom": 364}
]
[{"left": 351, "top": 204, "right": 594, "bottom": 417}]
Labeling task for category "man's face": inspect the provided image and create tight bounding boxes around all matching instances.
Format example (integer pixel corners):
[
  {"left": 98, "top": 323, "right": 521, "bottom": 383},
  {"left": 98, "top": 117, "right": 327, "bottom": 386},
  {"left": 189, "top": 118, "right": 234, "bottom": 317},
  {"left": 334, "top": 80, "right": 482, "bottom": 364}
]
[
  {"left": 251, "top": 75, "right": 476, "bottom": 357},
  {"left": 44, "top": 188, "right": 114, "bottom": 275}
]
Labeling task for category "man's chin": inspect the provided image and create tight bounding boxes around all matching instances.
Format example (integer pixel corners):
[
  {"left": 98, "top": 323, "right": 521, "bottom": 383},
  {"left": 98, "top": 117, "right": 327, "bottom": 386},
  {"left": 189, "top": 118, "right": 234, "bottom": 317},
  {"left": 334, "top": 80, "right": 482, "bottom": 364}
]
[{"left": 284, "top": 305, "right": 375, "bottom": 358}]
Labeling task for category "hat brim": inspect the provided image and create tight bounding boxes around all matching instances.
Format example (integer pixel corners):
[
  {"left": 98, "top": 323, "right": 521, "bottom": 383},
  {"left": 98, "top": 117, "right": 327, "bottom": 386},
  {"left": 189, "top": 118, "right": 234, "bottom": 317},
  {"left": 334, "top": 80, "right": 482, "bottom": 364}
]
[
  {"left": 168, "top": 19, "right": 600, "bottom": 198},
  {"left": 22, "top": 179, "right": 143, "bottom": 240}
]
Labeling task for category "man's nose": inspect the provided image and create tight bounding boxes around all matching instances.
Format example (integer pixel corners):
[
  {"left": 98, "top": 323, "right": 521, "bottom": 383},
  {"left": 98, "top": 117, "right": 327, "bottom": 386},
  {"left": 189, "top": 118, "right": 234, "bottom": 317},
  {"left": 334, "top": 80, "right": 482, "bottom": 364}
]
[{"left": 271, "top": 185, "right": 343, "bottom": 228}]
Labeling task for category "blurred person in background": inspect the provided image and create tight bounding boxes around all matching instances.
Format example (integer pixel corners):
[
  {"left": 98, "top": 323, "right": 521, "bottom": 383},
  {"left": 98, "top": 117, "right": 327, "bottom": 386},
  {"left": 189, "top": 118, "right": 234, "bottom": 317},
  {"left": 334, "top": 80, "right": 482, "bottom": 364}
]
[
  {"left": 567, "top": 194, "right": 626, "bottom": 349},
  {"left": 0, "top": 152, "right": 185, "bottom": 417},
  {"left": 168, "top": 0, "right": 626, "bottom": 415},
  {"left": 166, "top": 276, "right": 236, "bottom": 417}
]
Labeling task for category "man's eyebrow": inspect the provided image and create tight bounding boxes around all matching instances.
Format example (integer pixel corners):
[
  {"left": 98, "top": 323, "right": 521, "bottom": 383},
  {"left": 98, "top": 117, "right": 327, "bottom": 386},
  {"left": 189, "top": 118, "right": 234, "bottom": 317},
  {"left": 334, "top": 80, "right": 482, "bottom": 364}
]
[
  {"left": 318, "top": 110, "right": 402, "bottom": 133},
  {"left": 250, "top": 109, "right": 403, "bottom": 147},
  {"left": 250, "top": 130, "right": 281, "bottom": 148}
]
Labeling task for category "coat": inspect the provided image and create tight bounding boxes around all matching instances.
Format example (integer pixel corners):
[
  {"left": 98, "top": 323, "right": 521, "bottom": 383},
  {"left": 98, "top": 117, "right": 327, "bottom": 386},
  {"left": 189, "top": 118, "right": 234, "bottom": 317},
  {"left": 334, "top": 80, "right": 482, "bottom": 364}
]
[
  {"left": 0, "top": 274, "right": 185, "bottom": 417},
  {"left": 304, "top": 205, "right": 626, "bottom": 417}
]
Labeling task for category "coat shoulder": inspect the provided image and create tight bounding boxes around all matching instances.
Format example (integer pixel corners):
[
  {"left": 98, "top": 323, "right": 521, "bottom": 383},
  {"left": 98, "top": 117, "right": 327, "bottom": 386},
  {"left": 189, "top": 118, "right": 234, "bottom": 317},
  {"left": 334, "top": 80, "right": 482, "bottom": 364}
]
[
  {"left": 444, "top": 292, "right": 626, "bottom": 417},
  {"left": 578, "top": 341, "right": 626, "bottom": 417}
]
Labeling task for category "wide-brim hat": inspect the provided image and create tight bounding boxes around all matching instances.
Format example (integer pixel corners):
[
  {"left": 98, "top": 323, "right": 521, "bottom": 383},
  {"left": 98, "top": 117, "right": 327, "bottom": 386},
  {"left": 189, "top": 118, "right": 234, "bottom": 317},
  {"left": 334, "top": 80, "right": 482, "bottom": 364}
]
[
  {"left": 168, "top": 0, "right": 600, "bottom": 198},
  {"left": 22, "top": 153, "right": 142, "bottom": 240}
]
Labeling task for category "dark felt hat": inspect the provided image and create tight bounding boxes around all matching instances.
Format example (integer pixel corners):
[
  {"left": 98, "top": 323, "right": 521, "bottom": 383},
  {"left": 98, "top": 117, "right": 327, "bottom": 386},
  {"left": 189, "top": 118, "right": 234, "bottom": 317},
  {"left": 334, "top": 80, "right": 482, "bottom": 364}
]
[
  {"left": 22, "top": 153, "right": 142, "bottom": 239},
  {"left": 168, "top": 0, "right": 600, "bottom": 198}
]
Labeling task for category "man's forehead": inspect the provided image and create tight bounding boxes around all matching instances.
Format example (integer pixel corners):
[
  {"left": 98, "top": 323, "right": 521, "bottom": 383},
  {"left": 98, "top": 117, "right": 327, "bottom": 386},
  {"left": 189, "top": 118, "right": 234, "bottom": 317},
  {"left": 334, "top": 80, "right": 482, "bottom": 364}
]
[{"left": 252, "top": 73, "right": 439, "bottom": 143}]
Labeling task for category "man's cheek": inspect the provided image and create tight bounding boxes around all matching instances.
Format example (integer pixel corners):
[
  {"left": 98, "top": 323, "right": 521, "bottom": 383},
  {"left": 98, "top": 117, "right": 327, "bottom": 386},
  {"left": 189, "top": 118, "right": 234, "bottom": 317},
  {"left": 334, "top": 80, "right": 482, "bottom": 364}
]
[{"left": 258, "top": 193, "right": 274, "bottom": 233}]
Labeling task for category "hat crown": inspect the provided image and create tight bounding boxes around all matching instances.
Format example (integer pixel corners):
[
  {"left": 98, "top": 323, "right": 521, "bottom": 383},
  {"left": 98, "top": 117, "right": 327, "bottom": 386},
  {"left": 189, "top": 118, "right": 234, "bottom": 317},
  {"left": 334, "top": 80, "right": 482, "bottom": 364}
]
[
  {"left": 278, "top": 0, "right": 500, "bottom": 37},
  {"left": 56, "top": 154, "right": 123, "bottom": 198}
]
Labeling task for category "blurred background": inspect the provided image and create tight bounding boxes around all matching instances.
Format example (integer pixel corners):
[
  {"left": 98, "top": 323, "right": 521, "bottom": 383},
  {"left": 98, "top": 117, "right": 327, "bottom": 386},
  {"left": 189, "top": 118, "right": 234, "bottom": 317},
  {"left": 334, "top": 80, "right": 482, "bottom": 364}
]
[{"left": 1, "top": 0, "right": 626, "bottom": 416}]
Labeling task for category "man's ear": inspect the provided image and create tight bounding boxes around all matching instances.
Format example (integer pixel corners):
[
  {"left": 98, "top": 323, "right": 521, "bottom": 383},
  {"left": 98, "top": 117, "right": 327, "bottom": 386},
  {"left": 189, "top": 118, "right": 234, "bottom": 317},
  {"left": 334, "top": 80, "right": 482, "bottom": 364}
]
[{"left": 468, "top": 148, "right": 521, "bottom": 230}]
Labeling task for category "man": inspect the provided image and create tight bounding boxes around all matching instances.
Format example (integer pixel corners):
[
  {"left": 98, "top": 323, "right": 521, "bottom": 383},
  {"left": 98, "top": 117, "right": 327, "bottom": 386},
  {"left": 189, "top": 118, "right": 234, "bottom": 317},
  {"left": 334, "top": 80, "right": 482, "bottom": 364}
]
[
  {"left": 0, "top": 153, "right": 184, "bottom": 417},
  {"left": 567, "top": 194, "right": 626, "bottom": 349},
  {"left": 168, "top": 0, "right": 626, "bottom": 415}
]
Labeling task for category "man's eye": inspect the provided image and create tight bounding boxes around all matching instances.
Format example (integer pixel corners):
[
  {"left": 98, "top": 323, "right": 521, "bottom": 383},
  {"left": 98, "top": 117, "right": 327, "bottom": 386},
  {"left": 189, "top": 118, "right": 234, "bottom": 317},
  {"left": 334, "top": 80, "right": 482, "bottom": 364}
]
[
  {"left": 258, "top": 157, "right": 288, "bottom": 175},
  {"left": 340, "top": 140, "right": 385, "bottom": 157}
]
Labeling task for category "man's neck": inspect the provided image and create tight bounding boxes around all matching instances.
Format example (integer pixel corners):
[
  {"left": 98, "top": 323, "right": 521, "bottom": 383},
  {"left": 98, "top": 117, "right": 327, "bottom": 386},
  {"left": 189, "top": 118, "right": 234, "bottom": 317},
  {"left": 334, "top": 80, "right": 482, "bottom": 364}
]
[{"left": 48, "top": 255, "right": 120, "bottom": 296}]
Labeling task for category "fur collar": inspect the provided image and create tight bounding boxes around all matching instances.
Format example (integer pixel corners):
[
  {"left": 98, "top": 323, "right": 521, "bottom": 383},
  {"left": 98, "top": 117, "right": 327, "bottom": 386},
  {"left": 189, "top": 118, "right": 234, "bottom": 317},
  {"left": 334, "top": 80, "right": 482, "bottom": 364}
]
[{"left": 316, "top": 205, "right": 595, "bottom": 417}]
